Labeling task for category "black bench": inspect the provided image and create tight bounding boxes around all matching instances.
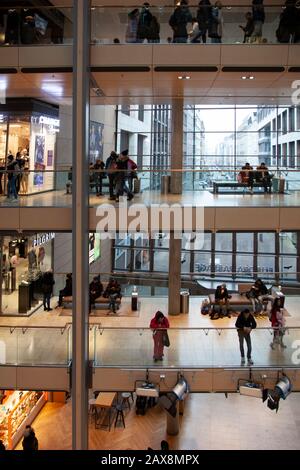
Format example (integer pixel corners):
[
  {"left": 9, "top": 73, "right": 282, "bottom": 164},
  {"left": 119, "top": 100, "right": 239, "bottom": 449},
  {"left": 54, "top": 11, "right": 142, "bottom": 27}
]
[{"left": 213, "top": 181, "right": 269, "bottom": 194}]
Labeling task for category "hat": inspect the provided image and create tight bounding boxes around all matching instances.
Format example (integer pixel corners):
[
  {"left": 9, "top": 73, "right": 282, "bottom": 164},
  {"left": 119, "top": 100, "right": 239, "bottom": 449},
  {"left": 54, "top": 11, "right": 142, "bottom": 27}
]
[{"left": 121, "top": 149, "right": 128, "bottom": 156}]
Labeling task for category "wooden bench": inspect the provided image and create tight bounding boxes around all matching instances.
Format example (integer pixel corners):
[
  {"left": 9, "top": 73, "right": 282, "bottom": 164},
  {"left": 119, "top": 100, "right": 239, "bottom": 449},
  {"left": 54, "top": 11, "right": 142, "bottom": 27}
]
[
  {"left": 213, "top": 181, "right": 269, "bottom": 194},
  {"left": 208, "top": 283, "right": 271, "bottom": 311},
  {"left": 62, "top": 281, "right": 121, "bottom": 309}
]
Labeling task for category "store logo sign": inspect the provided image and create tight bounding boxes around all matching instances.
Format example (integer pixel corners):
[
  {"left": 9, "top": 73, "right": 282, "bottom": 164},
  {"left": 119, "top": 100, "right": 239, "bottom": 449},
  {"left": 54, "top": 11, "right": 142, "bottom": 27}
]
[
  {"left": 33, "top": 232, "right": 55, "bottom": 247},
  {"left": 31, "top": 116, "right": 60, "bottom": 131},
  {"left": 0, "top": 340, "right": 6, "bottom": 364}
]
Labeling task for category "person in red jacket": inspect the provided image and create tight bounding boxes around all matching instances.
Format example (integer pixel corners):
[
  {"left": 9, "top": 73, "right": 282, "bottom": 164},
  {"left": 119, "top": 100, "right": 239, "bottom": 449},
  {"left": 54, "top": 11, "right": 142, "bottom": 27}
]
[{"left": 150, "top": 311, "right": 170, "bottom": 362}]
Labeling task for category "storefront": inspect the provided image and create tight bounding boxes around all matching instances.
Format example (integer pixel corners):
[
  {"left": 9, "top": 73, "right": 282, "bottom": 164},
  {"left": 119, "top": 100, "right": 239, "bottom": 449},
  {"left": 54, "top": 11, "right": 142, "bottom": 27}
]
[
  {"left": 0, "top": 232, "right": 55, "bottom": 315},
  {"left": 0, "top": 98, "right": 59, "bottom": 196},
  {"left": 0, "top": 390, "right": 47, "bottom": 449}
]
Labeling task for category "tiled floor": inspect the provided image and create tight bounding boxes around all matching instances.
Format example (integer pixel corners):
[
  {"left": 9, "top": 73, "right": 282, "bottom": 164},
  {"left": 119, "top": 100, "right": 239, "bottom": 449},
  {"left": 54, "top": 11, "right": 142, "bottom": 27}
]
[
  {"left": 0, "top": 296, "right": 299, "bottom": 368},
  {"left": 1, "top": 189, "right": 300, "bottom": 208}
]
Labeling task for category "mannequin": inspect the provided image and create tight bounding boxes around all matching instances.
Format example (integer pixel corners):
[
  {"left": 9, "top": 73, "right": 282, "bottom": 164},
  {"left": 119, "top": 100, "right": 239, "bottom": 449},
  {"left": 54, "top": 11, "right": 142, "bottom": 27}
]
[
  {"left": 28, "top": 248, "right": 37, "bottom": 269},
  {"left": 20, "top": 149, "right": 30, "bottom": 194}
]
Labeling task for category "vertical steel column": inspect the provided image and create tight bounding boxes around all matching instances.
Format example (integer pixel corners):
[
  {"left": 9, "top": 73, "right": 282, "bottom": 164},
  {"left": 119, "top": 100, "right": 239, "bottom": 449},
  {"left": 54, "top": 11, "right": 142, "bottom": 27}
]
[
  {"left": 170, "top": 98, "right": 183, "bottom": 194},
  {"left": 72, "top": 0, "right": 90, "bottom": 450}
]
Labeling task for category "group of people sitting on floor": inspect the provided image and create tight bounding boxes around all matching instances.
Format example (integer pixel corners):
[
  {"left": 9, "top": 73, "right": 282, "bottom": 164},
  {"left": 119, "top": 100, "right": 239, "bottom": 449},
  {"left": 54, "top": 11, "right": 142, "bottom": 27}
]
[
  {"left": 210, "top": 278, "right": 275, "bottom": 320},
  {"left": 238, "top": 162, "right": 273, "bottom": 193}
]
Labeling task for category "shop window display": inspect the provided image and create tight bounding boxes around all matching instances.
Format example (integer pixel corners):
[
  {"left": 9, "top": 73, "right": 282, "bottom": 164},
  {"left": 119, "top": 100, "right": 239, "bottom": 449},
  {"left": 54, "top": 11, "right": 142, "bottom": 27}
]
[
  {"left": 0, "top": 233, "right": 54, "bottom": 316},
  {"left": 0, "top": 99, "right": 59, "bottom": 197},
  {"left": 0, "top": 390, "right": 47, "bottom": 449}
]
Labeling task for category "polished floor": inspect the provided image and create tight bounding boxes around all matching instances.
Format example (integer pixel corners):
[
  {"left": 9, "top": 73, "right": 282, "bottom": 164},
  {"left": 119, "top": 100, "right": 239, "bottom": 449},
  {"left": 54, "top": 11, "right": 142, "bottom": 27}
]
[
  {"left": 1, "top": 189, "right": 300, "bottom": 208},
  {"left": 0, "top": 296, "right": 299, "bottom": 368},
  {"left": 15, "top": 392, "right": 300, "bottom": 450}
]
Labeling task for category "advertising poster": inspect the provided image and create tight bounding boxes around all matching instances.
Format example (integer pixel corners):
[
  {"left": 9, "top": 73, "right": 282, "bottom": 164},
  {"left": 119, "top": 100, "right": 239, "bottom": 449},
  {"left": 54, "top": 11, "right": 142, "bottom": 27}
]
[
  {"left": 47, "top": 150, "right": 53, "bottom": 167},
  {"left": 90, "top": 121, "right": 104, "bottom": 163},
  {"left": 34, "top": 135, "right": 45, "bottom": 186}
]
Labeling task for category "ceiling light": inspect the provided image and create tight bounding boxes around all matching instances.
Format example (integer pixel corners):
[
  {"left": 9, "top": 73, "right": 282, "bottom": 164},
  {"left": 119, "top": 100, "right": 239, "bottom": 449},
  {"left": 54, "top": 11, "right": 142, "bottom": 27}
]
[
  {"left": 178, "top": 76, "right": 183, "bottom": 80},
  {"left": 249, "top": 76, "right": 254, "bottom": 80},
  {"left": 241, "top": 76, "right": 247, "bottom": 80},
  {"left": 178, "top": 76, "right": 191, "bottom": 80}
]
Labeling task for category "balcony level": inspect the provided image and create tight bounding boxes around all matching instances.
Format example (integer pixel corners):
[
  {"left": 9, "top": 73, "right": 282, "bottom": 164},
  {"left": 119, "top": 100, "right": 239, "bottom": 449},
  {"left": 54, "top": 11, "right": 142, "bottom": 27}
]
[{"left": 0, "top": 44, "right": 300, "bottom": 105}]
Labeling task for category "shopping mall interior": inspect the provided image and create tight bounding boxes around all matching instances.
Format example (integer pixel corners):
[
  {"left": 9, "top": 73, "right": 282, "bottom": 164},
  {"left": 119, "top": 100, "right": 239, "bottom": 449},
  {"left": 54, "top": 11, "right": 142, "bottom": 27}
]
[{"left": 0, "top": 0, "right": 300, "bottom": 451}]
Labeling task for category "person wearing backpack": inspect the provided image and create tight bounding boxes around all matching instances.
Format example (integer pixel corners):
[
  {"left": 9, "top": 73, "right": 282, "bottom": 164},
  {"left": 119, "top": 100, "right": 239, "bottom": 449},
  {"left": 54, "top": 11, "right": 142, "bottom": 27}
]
[{"left": 270, "top": 298, "right": 287, "bottom": 349}]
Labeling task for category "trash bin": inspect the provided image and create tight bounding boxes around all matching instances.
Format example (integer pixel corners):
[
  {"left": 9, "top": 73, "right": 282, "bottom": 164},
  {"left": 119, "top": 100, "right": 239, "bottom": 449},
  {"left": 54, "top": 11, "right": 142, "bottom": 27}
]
[
  {"left": 180, "top": 290, "right": 189, "bottom": 314},
  {"left": 131, "top": 287, "right": 138, "bottom": 311},
  {"left": 161, "top": 175, "right": 170, "bottom": 194},
  {"left": 272, "top": 177, "right": 285, "bottom": 194}
]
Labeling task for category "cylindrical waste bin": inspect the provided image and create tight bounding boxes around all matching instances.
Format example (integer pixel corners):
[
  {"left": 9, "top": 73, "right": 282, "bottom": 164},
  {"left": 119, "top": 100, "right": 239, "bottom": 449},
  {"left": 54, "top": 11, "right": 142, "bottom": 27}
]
[
  {"left": 180, "top": 290, "right": 189, "bottom": 314},
  {"left": 161, "top": 175, "right": 170, "bottom": 194}
]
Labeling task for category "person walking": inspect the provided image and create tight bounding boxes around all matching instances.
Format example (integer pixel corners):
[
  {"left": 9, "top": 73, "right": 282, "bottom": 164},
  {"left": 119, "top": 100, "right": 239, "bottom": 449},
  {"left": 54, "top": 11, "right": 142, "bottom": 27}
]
[
  {"left": 150, "top": 311, "right": 170, "bottom": 362},
  {"left": 235, "top": 308, "right": 257, "bottom": 365},
  {"left": 41, "top": 269, "right": 55, "bottom": 311},
  {"left": 22, "top": 425, "right": 38, "bottom": 451},
  {"left": 270, "top": 298, "right": 287, "bottom": 349}
]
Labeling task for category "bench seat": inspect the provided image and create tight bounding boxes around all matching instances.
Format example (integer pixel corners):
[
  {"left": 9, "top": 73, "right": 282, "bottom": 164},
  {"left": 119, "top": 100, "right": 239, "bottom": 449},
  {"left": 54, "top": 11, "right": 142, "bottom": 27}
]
[
  {"left": 208, "top": 293, "right": 251, "bottom": 306},
  {"left": 213, "top": 181, "right": 268, "bottom": 194},
  {"left": 62, "top": 281, "right": 121, "bottom": 309}
]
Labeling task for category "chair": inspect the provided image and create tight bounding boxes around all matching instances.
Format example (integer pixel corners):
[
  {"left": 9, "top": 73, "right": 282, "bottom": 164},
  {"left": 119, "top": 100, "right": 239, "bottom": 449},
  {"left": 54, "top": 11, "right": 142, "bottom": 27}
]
[
  {"left": 88, "top": 398, "right": 96, "bottom": 423},
  {"left": 121, "top": 392, "right": 131, "bottom": 410},
  {"left": 114, "top": 403, "right": 125, "bottom": 428}
]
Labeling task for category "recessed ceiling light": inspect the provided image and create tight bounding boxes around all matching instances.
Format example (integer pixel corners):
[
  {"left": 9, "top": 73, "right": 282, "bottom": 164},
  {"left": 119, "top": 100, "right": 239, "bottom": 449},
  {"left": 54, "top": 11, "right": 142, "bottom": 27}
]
[
  {"left": 241, "top": 76, "right": 247, "bottom": 80},
  {"left": 178, "top": 76, "right": 190, "bottom": 80},
  {"left": 186, "top": 76, "right": 191, "bottom": 80},
  {"left": 178, "top": 76, "right": 183, "bottom": 80},
  {"left": 249, "top": 76, "right": 255, "bottom": 80}
]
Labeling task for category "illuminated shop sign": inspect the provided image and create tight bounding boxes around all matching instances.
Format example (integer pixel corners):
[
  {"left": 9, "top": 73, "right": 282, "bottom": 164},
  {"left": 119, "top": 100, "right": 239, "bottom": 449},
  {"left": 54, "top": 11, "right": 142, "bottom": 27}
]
[
  {"left": 31, "top": 115, "right": 60, "bottom": 131},
  {"left": 32, "top": 232, "right": 55, "bottom": 247}
]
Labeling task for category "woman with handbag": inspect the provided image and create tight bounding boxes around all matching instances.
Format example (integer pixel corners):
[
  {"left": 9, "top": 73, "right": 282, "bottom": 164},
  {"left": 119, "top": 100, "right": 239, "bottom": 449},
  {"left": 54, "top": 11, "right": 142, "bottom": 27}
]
[{"left": 150, "top": 311, "right": 170, "bottom": 362}]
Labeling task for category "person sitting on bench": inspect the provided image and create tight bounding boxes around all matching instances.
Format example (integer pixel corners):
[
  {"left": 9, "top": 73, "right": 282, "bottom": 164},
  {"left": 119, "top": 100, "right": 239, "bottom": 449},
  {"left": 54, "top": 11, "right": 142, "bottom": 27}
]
[
  {"left": 103, "top": 278, "right": 122, "bottom": 313},
  {"left": 211, "top": 283, "right": 231, "bottom": 319},
  {"left": 239, "top": 162, "right": 254, "bottom": 193},
  {"left": 255, "top": 162, "right": 272, "bottom": 193},
  {"left": 89, "top": 275, "right": 103, "bottom": 313},
  {"left": 56, "top": 273, "right": 72, "bottom": 308},
  {"left": 247, "top": 278, "right": 273, "bottom": 314}
]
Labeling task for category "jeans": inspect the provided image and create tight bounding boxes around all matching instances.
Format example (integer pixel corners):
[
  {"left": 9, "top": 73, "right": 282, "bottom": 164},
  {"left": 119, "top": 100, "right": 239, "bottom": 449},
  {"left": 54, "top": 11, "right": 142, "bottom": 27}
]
[
  {"left": 43, "top": 293, "right": 51, "bottom": 310},
  {"left": 94, "top": 175, "right": 102, "bottom": 195},
  {"left": 7, "top": 176, "right": 18, "bottom": 199},
  {"left": 108, "top": 175, "right": 115, "bottom": 198},
  {"left": 238, "top": 330, "right": 252, "bottom": 359}
]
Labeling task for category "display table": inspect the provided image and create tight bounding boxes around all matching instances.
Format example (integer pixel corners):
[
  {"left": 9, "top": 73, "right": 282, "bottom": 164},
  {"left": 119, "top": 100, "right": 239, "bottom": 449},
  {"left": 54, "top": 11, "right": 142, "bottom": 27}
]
[
  {"left": 18, "top": 283, "right": 31, "bottom": 313},
  {"left": 94, "top": 392, "right": 117, "bottom": 431},
  {"left": 0, "top": 390, "right": 46, "bottom": 449}
]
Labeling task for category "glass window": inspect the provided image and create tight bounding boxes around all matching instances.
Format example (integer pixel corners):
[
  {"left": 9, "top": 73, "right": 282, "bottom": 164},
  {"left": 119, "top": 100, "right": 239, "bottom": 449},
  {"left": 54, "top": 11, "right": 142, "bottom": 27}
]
[
  {"left": 215, "top": 233, "right": 232, "bottom": 252},
  {"left": 279, "top": 256, "right": 297, "bottom": 280},
  {"left": 154, "top": 234, "right": 169, "bottom": 248},
  {"left": 114, "top": 248, "right": 130, "bottom": 270},
  {"left": 194, "top": 252, "right": 212, "bottom": 274},
  {"left": 279, "top": 232, "right": 297, "bottom": 254},
  {"left": 181, "top": 252, "right": 191, "bottom": 274},
  {"left": 153, "top": 250, "right": 169, "bottom": 272},
  {"left": 214, "top": 253, "right": 232, "bottom": 276},
  {"left": 257, "top": 256, "right": 275, "bottom": 279},
  {"left": 236, "top": 233, "right": 253, "bottom": 252},
  {"left": 257, "top": 232, "right": 275, "bottom": 253},
  {"left": 236, "top": 254, "right": 253, "bottom": 278},
  {"left": 133, "top": 249, "right": 150, "bottom": 271}
]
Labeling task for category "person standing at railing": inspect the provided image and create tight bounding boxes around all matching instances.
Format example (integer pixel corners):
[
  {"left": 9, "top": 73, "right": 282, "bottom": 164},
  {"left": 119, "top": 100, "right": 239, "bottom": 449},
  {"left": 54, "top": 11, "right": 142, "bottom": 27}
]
[
  {"left": 270, "top": 298, "right": 287, "bottom": 349},
  {"left": 252, "top": 0, "right": 265, "bottom": 41},
  {"left": 125, "top": 9, "right": 139, "bottom": 43},
  {"left": 137, "top": 2, "right": 153, "bottom": 43},
  {"left": 235, "top": 308, "right": 257, "bottom": 366},
  {"left": 169, "top": 0, "right": 192, "bottom": 43},
  {"left": 239, "top": 12, "right": 254, "bottom": 43},
  {"left": 197, "top": 0, "right": 213, "bottom": 43},
  {"left": 105, "top": 151, "right": 118, "bottom": 200},
  {"left": 150, "top": 311, "right": 170, "bottom": 362},
  {"left": 209, "top": 1, "right": 223, "bottom": 44}
]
